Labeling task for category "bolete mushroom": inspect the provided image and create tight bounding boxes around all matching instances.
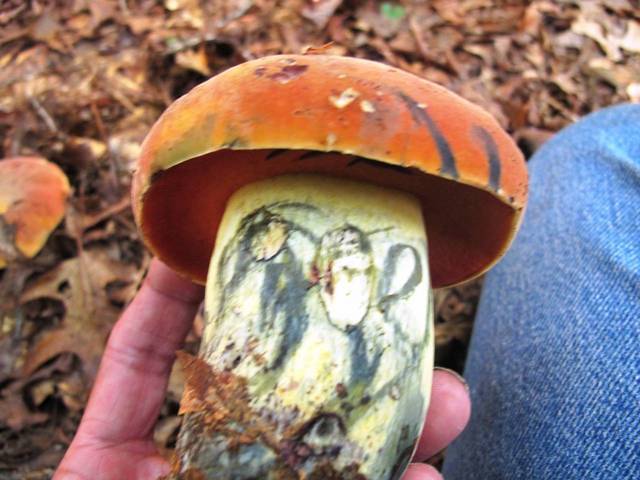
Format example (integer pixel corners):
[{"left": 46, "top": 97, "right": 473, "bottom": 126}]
[
  {"left": 132, "top": 55, "right": 527, "bottom": 479},
  {"left": 0, "top": 156, "right": 70, "bottom": 269}
]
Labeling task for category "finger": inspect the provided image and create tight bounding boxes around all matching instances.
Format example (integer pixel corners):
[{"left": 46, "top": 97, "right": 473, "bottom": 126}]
[
  {"left": 402, "top": 463, "right": 443, "bottom": 480},
  {"left": 74, "top": 259, "right": 204, "bottom": 444},
  {"left": 413, "top": 368, "right": 471, "bottom": 461}
]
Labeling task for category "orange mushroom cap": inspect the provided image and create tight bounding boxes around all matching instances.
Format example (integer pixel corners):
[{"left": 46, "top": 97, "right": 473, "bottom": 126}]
[
  {"left": 133, "top": 55, "right": 528, "bottom": 288},
  {"left": 0, "top": 157, "right": 71, "bottom": 268}
]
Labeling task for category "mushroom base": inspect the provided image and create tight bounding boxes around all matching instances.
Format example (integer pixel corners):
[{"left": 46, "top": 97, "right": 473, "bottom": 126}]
[{"left": 172, "top": 174, "right": 434, "bottom": 480}]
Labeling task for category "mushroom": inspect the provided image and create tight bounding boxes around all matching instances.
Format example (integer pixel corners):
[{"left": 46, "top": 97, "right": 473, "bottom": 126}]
[
  {"left": 0, "top": 156, "right": 70, "bottom": 269},
  {"left": 132, "top": 55, "right": 527, "bottom": 479}
]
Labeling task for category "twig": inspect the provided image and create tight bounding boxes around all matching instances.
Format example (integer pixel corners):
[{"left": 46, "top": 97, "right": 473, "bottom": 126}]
[
  {"left": 90, "top": 101, "right": 108, "bottom": 141},
  {"left": 27, "top": 93, "right": 58, "bottom": 133},
  {"left": 81, "top": 195, "right": 131, "bottom": 231},
  {"left": 91, "top": 100, "right": 122, "bottom": 194}
]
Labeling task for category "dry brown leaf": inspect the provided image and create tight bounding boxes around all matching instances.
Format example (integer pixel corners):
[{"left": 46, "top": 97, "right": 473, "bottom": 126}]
[
  {"left": 432, "top": 0, "right": 466, "bottom": 25},
  {"left": 301, "top": 0, "right": 343, "bottom": 29},
  {"left": 602, "top": 0, "right": 635, "bottom": 13},
  {"left": 552, "top": 73, "right": 580, "bottom": 96},
  {"left": 572, "top": 15, "right": 623, "bottom": 61},
  {"left": 0, "top": 45, "right": 49, "bottom": 90},
  {"left": 0, "top": 3, "right": 27, "bottom": 25},
  {"left": 433, "top": 0, "right": 525, "bottom": 34},
  {"left": 19, "top": 248, "right": 142, "bottom": 379},
  {"left": 0, "top": 394, "right": 49, "bottom": 430},
  {"left": 0, "top": 353, "right": 74, "bottom": 431},
  {"left": 519, "top": 2, "right": 543, "bottom": 35},
  {"left": 88, "top": 0, "right": 117, "bottom": 29},
  {"left": 125, "top": 14, "right": 165, "bottom": 35},
  {"left": 627, "top": 83, "right": 640, "bottom": 103},
  {"left": 585, "top": 57, "right": 640, "bottom": 90},
  {"left": 30, "top": 11, "right": 67, "bottom": 52},
  {"left": 65, "top": 12, "right": 93, "bottom": 37},
  {"left": 175, "top": 47, "right": 212, "bottom": 76},
  {"left": 620, "top": 21, "right": 640, "bottom": 54},
  {"left": 29, "top": 379, "right": 56, "bottom": 407},
  {"left": 57, "top": 370, "right": 86, "bottom": 411}
]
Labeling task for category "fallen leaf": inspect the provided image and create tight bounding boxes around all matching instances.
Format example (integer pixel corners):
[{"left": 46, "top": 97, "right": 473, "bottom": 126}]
[
  {"left": 0, "top": 353, "right": 74, "bottom": 431},
  {"left": 67, "top": 136, "right": 107, "bottom": 159},
  {"left": 29, "top": 379, "right": 56, "bottom": 407},
  {"left": 19, "top": 248, "right": 142, "bottom": 379},
  {"left": 432, "top": 0, "right": 465, "bottom": 25},
  {"left": 585, "top": 57, "right": 639, "bottom": 90},
  {"left": 301, "top": 0, "right": 343, "bottom": 30},
  {"left": 0, "top": 3, "right": 27, "bottom": 25},
  {"left": 519, "top": 2, "right": 542, "bottom": 35},
  {"left": 570, "top": 14, "right": 640, "bottom": 61},
  {"left": 602, "top": 0, "right": 635, "bottom": 13},
  {"left": 620, "top": 21, "right": 640, "bottom": 54},
  {"left": 57, "top": 371, "right": 86, "bottom": 411},
  {"left": 0, "top": 394, "right": 49, "bottom": 430},
  {"left": 627, "top": 83, "right": 640, "bottom": 103},
  {"left": 30, "top": 11, "right": 67, "bottom": 52},
  {"left": 175, "top": 47, "right": 211, "bottom": 76},
  {"left": 88, "top": 0, "right": 117, "bottom": 29}
]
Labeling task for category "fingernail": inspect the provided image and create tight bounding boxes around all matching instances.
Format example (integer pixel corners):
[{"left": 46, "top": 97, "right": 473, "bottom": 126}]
[{"left": 434, "top": 367, "right": 469, "bottom": 394}]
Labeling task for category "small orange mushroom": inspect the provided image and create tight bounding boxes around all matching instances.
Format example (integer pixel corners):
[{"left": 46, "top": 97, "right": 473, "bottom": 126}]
[
  {"left": 132, "top": 54, "right": 528, "bottom": 479},
  {"left": 0, "top": 156, "right": 70, "bottom": 269}
]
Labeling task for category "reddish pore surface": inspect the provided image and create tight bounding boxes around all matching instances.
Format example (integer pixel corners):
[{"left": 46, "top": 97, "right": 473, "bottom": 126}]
[{"left": 140, "top": 148, "right": 516, "bottom": 288}]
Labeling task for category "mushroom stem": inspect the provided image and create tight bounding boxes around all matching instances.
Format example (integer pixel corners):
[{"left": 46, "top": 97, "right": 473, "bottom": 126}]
[{"left": 174, "top": 174, "right": 434, "bottom": 480}]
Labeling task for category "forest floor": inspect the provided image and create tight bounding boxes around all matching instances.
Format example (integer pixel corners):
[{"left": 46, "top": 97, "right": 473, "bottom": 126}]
[{"left": 0, "top": 1, "right": 638, "bottom": 478}]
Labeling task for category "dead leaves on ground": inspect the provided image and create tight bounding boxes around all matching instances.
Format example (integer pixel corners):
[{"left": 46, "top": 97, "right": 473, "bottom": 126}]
[
  {"left": 0, "top": 190, "right": 146, "bottom": 477},
  {"left": 18, "top": 248, "right": 143, "bottom": 380},
  {"left": 0, "top": 238, "right": 145, "bottom": 476}
]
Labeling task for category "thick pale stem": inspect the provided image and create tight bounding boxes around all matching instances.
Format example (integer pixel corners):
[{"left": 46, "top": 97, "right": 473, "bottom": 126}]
[{"left": 173, "top": 174, "right": 434, "bottom": 480}]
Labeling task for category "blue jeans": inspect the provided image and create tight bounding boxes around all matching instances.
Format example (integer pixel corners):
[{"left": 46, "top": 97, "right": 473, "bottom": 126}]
[{"left": 442, "top": 104, "right": 640, "bottom": 479}]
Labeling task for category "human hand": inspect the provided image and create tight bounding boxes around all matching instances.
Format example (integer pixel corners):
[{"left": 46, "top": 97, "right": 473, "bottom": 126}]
[{"left": 55, "top": 259, "right": 471, "bottom": 480}]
